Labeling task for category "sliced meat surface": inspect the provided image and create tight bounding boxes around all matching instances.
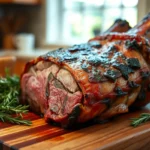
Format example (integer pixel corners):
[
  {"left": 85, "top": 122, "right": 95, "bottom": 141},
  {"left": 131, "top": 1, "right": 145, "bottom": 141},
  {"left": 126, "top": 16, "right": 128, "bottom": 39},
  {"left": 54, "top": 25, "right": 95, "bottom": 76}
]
[{"left": 57, "top": 69, "right": 79, "bottom": 93}]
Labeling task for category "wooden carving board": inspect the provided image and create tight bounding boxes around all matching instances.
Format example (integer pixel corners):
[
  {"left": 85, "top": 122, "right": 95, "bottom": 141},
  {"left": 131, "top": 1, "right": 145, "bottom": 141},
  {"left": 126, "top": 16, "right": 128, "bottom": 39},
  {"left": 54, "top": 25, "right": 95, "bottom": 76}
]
[{"left": 0, "top": 106, "right": 150, "bottom": 150}]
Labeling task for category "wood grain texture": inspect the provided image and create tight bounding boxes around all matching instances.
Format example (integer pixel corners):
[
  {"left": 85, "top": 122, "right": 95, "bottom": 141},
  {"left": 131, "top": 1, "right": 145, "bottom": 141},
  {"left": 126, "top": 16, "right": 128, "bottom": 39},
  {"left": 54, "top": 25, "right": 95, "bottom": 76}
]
[{"left": 0, "top": 106, "right": 150, "bottom": 150}]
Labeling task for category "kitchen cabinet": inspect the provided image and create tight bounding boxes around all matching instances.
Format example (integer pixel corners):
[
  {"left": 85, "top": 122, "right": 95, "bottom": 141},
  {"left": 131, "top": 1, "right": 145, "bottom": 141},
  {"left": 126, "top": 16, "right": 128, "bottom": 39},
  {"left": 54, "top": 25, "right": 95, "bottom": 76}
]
[{"left": 0, "top": 0, "right": 41, "bottom": 5}]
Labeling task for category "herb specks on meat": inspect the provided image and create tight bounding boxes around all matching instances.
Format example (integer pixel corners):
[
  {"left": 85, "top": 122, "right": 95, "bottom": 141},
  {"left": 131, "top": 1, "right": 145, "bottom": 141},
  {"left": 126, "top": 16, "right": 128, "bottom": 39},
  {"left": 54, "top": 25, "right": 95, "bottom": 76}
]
[
  {"left": 113, "top": 63, "right": 133, "bottom": 80},
  {"left": 104, "top": 69, "right": 121, "bottom": 81},
  {"left": 88, "top": 69, "right": 107, "bottom": 83}
]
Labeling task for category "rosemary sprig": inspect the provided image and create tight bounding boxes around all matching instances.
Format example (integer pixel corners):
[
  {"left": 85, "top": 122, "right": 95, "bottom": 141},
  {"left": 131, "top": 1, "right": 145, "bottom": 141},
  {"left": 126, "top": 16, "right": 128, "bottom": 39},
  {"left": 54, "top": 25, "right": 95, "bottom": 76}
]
[
  {"left": 130, "top": 113, "right": 150, "bottom": 127},
  {"left": 0, "top": 70, "right": 32, "bottom": 126},
  {"left": 0, "top": 113, "right": 32, "bottom": 126}
]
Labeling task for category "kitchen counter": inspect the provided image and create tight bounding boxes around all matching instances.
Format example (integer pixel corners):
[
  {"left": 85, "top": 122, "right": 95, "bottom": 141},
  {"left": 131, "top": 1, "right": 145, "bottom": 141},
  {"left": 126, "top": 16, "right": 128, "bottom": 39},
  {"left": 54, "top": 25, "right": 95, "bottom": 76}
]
[
  {"left": 0, "top": 49, "right": 55, "bottom": 75},
  {"left": 0, "top": 105, "right": 150, "bottom": 150},
  {"left": 0, "top": 49, "right": 54, "bottom": 59}
]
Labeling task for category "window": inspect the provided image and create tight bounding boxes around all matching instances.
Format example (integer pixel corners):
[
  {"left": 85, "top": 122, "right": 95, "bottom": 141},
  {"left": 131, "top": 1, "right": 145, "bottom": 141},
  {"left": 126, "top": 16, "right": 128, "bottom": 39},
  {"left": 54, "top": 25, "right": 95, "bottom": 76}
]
[{"left": 46, "top": 0, "right": 138, "bottom": 45}]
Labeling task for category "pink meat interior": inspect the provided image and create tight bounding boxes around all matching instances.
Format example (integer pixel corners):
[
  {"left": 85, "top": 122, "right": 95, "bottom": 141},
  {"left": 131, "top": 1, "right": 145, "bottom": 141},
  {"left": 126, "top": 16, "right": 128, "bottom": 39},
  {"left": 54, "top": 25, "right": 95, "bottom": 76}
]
[{"left": 21, "top": 61, "right": 82, "bottom": 122}]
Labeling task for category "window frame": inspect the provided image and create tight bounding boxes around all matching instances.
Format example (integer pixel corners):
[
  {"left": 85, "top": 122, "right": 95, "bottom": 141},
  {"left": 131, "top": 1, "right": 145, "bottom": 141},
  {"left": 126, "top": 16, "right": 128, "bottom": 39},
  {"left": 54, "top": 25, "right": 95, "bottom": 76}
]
[{"left": 45, "top": 0, "right": 140, "bottom": 46}]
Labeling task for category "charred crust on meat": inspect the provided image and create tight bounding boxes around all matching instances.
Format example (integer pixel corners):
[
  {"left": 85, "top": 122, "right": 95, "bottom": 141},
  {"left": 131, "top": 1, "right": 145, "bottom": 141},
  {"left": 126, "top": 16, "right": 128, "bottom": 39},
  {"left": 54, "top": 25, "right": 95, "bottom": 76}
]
[
  {"left": 126, "top": 58, "right": 141, "bottom": 69},
  {"left": 81, "top": 63, "right": 90, "bottom": 72},
  {"left": 68, "top": 43, "right": 93, "bottom": 52},
  {"left": 104, "top": 69, "right": 121, "bottom": 81},
  {"left": 58, "top": 48, "right": 64, "bottom": 51},
  {"left": 88, "top": 52, "right": 111, "bottom": 67},
  {"left": 120, "top": 21, "right": 130, "bottom": 27},
  {"left": 88, "top": 73, "right": 101, "bottom": 82},
  {"left": 136, "top": 87, "right": 146, "bottom": 101},
  {"left": 108, "top": 45, "right": 118, "bottom": 52},
  {"left": 141, "top": 71, "right": 150, "bottom": 79},
  {"left": 89, "top": 41, "right": 102, "bottom": 48},
  {"left": 63, "top": 55, "right": 78, "bottom": 61},
  {"left": 112, "top": 63, "right": 133, "bottom": 80},
  {"left": 100, "top": 98, "right": 111, "bottom": 107},
  {"left": 114, "top": 19, "right": 130, "bottom": 28},
  {"left": 128, "top": 81, "right": 140, "bottom": 88},
  {"left": 115, "top": 87, "right": 128, "bottom": 96},
  {"left": 68, "top": 105, "right": 81, "bottom": 125},
  {"left": 88, "top": 56, "right": 102, "bottom": 66},
  {"left": 114, "top": 18, "right": 122, "bottom": 23},
  {"left": 125, "top": 39, "right": 141, "bottom": 51},
  {"left": 88, "top": 70, "right": 107, "bottom": 83}
]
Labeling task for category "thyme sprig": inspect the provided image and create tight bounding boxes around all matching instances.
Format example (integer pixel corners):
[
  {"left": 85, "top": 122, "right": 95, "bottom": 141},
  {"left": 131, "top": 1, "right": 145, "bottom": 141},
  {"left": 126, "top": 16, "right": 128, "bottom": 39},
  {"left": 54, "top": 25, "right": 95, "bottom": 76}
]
[
  {"left": 130, "top": 113, "right": 150, "bottom": 127},
  {"left": 0, "top": 70, "right": 32, "bottom": 125}
]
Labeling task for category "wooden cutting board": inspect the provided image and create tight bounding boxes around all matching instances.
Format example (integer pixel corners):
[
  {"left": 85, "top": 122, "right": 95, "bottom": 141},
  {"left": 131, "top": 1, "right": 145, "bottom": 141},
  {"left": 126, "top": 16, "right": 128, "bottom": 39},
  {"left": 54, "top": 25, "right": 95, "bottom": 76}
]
[{"left": 0, "top": 105, "right": 150, "bottom": 150}]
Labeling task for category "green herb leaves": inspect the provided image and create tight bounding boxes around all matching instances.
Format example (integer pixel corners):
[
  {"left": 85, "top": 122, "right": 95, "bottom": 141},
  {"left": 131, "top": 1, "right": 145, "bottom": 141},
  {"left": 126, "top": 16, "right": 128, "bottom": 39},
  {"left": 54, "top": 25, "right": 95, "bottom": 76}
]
[
  {"left": 130, "top": 113, "right": 150, "bottom": 127},
  {"left": 0, "top": 72, "right": 32, "bottom": 126}
]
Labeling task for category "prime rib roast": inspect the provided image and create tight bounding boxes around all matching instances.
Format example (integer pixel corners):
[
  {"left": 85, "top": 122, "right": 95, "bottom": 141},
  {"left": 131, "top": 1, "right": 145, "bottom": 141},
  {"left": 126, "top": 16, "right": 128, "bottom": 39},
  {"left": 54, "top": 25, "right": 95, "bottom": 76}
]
[{"left": 21, "top": 13, "right": 150, "bottom": 127}]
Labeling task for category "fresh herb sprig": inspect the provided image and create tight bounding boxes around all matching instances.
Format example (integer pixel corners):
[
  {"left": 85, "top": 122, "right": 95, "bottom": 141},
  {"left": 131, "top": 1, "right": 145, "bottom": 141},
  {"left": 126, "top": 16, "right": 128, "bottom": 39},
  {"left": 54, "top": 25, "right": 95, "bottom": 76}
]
[
  {"left": 0, "top": 70, "right": 32, "bottom": 125},
  {"left": 130, "top": 113, "right": 150, "bottom": 127}
]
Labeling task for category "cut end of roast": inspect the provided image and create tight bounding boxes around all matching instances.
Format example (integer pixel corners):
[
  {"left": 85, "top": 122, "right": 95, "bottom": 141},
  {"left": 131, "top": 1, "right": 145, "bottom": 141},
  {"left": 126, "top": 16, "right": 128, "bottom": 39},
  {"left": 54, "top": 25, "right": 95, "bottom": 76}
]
[{"left": 21, "top": 61, "right": 83, "bottom": 124}]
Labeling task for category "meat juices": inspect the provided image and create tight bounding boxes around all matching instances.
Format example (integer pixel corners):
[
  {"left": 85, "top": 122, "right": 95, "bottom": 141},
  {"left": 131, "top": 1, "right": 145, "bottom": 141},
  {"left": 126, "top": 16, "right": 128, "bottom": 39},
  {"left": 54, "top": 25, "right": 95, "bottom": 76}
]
[{"left": 21, "top": 33, "right": 150, "bottom": 127}]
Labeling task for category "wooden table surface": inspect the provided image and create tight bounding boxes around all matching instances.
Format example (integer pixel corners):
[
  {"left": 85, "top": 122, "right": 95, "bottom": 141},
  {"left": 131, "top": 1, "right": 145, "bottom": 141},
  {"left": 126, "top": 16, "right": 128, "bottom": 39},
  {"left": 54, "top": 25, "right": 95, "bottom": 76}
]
[{"left": 0, "top": 105, "right": 150, "bottom": 150}]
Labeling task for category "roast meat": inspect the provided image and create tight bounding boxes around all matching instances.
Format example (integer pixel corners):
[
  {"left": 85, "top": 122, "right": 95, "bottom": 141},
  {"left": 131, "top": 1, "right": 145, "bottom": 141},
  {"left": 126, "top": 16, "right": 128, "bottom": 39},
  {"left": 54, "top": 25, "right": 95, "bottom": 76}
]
[{"left": 21, "top": 33, "right": 150, "bottom": 127}]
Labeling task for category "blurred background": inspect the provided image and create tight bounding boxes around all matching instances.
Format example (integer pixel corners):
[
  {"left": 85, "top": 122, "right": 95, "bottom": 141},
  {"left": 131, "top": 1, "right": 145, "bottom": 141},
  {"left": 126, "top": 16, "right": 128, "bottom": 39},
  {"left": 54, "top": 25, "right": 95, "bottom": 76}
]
[
  {"left": 0, "top": 0, "right": 150, "bottom": 76},
  {"left": 0, "top": 0, "right": 149, "bottom": 52}
]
